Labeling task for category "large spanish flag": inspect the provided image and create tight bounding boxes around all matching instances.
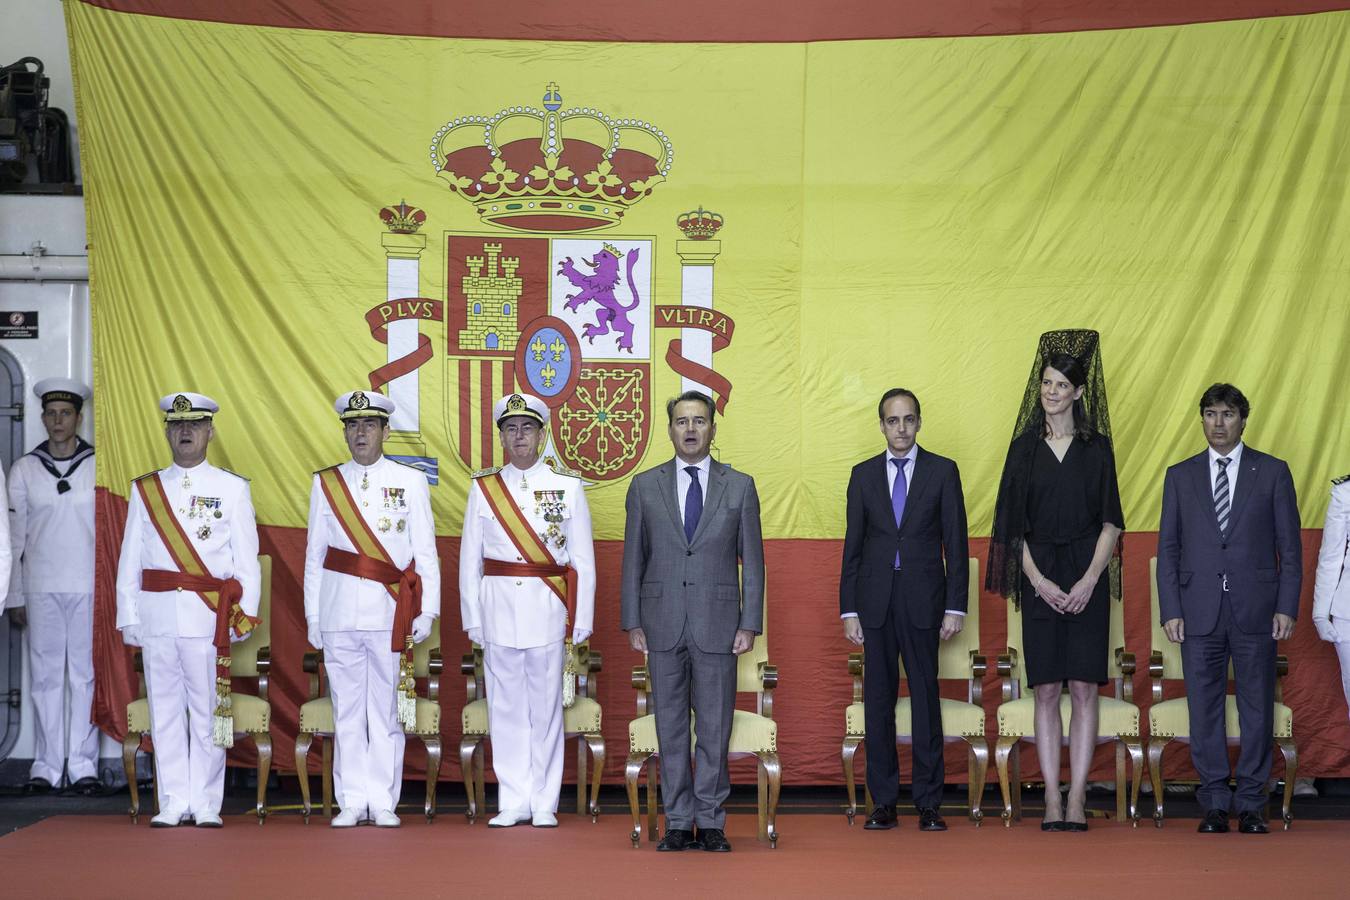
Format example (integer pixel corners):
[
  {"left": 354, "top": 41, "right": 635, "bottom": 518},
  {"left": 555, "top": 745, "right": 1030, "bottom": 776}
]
[{"left": 72, "top": 0, "right": 1350, "bottom": 783}]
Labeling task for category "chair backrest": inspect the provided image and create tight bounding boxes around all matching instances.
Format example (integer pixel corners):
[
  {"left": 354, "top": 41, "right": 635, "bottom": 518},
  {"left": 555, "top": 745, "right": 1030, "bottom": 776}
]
[
  {"left": 230, "top": 554, "right": 272, "bottom": 677},
  {"left": 899, "top": 558, "right": 981, "bottom": 680},
  {"left": 736, "top": 575, "right": 768, "bottom": 695},
  {"left": 1005, "top": 577, "right": 1127, "bottom": 695},
  {"left": 412, "top": 618, "right": 442, "bottom": 678}
]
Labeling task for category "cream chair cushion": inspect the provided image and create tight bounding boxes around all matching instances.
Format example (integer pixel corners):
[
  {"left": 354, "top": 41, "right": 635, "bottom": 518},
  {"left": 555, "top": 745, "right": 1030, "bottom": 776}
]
[
  {"left": 129, "top": 693, "right": 269, "bottom": 734},
  {"left": 629, "top": 709, "right": 777, "bottom": 755},
  {"left": 462, "top": 696, "right": 601, "bottom": 736},
  {"left": 997, "top": 694, "right": 1140, "bottom": 738},
  {"left": 298, "top": 695, "right": 438, "bottom": 735},
  {"left": 1148, "top": 696, "right": 1293, "bottom": 739},
  {"left": 845, "top": 698, "right": 986, "bottom": 740}
]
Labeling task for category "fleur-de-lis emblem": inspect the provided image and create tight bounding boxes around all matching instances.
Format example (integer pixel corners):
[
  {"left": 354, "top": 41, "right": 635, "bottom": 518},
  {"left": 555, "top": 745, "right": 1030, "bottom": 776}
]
[
  {"left": 541, "top": 363, "right": 557, "bottom": 388},
  {"left": 548, "top": 337, "right": 566, "bottom": 362},
  {"left": 530, "top": 336, "right": 547, "bottom": 361}
]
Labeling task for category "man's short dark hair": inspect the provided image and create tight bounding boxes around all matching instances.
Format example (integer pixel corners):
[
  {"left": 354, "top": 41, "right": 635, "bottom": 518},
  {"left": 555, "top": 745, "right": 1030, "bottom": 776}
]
[
  {"left": 877, "top": 388, "right": 921, "bottom": 421},
  {"left": 666, "top": 390, "right": 715, "bottom": 424},
  {"left": 1199, "top": 383, "right": 1250, "bottom": 420}
]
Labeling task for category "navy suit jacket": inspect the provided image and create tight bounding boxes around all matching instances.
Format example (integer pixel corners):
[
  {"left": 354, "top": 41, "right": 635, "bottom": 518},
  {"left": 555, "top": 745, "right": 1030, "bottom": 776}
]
[
  {"left": 838, "top": 446, "right": 969, "bottom": 630},
  {"left": 1157, "top": 445, "right": 1302, "bottom": 636}
]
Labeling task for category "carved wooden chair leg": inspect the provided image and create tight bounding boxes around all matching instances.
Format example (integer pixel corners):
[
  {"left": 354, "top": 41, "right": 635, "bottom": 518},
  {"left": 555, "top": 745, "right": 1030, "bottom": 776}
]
[
  {"left": 645, "top": 758, "right": 660, "bottom": 843},
  {"left": 474, "top": 741, "right": 487, "bottom": 816},
  {"left": 841, "top": 736, "right": 861, "bottom": 824},
  {"left": 575, "top": 735, "right": 587, "bottom": 816},
  {"left": 757, "top": 756, "right": 768, "bottom": 842},
  {"left": 1146, "top": 737, "right": 1168, "bottom": 827},
  {"left": 995, "top": 735, "right": 1017, "bottom": 826},
  {"left": 294, "top": 732, "right": 313, "bottom": 824},
  {"left": 586, "top": 734, "right": 605, "bottom": 821},
  {"left": 967, "top": 737, "right": 989, "bottom": 826},
  {"left": 1115, "top": 740, "right": 1127, "bottom": 823},
  {"left": 459, "top": 736, "right": 479, "bottom": 823},
  {"left": 424, "top": 737, "right": 442, "bottom": 823},
  {"left": 253, "top": 732, "right": 272, "bottom": 825},
  {"left": 1124, "top": 736, "right": 1144, "bottom": 827},
  {"left": 624, "top": 752, "right": 648, "bottom": 848},
  {"left": 762, "top": 752, "right": 782, "bottom": 849},
  {"left": 122, "top": 733, "right": 141, "bottom": 825},
  {"left": 321, "top": 737, "right": 334, "bottom": 819},
  {"left": 1277, "top": 737, "right": 1297, "bottom": 830}
]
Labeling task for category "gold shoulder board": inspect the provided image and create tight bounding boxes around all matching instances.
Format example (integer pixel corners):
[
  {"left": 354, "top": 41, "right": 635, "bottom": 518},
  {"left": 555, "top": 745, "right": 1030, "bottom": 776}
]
[
  {"left": 218, "top": 466, "right": 251, "bottom": 482},
  {"left": 545, "top": 457, "right": 584, "bottom": 479},
  {"left": 1333, "top": 473, "right": 1350, "bottom": 486},
  {"left": 470, "top": 466, "right": 502, "bottom": 479}
]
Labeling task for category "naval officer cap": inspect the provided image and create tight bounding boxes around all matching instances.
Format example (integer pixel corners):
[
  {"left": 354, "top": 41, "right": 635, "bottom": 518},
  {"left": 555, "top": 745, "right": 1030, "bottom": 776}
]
[
  {"left": 335, "top": 389, "right": 395, "bottom": 420},
  {"left": 35, "top": 377, "right": 91, "bottom": 411},
  {"left": 493, "top": 392, "right": 548, "bottom": 428},
  {"left": 160, "top": 392, "right": 219, "bottom": 422}
]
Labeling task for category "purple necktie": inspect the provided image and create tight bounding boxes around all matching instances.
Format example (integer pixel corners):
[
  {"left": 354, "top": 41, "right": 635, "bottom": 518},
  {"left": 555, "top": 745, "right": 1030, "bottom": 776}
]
[
  {"left": 684, "top": 465, "right": 702, "bottom": 543},
  {"left": 891, "top": 457, "right": 909, "bottom": 568}
]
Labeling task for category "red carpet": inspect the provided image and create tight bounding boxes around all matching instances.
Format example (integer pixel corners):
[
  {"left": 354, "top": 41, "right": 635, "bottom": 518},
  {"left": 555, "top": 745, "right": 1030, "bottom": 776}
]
[{"left": 2, "top": 812, "right": 1347, "bottom": 897}]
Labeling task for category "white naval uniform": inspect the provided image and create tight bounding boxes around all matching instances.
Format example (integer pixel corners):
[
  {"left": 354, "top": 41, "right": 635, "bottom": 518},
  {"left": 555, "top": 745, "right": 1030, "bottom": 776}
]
[
  {"left": 115, "top": 462, "right": 261, "bottom": 819},
  {"left": 7, "top": 441, "right": 98, "bottom": 784},
  {"left": 303, "top": 455, "right": 440, "bottom": 817},
  {"left": 1313, "top": 477, "right": 1350, "bottom": 720},
  {"left": 459, "top": 458, "right": 595, "bottom": 815}
]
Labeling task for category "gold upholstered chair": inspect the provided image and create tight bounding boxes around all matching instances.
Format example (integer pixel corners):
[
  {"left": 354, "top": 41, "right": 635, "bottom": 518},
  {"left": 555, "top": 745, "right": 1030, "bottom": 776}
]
[
  {"left": 458, "top": 641, "right": 606, "bottom": 823},
  {"left": 841, "top": 558, "right": 989, "bottom": 825},
  {"left": 993, "top": 585, "right": 1144, "bottom": 826},
  {"left": 294, "top": 623, "right": 444, "bottom": 823},
  {"left": 624, "top": 602, "right": 782, "bottom": 849},
  {"left": 123, "top": 554, "right": 275, "bottom": 825},
  {"left": 1145, "top": 558, "right": 1297, "bottom": 829}
]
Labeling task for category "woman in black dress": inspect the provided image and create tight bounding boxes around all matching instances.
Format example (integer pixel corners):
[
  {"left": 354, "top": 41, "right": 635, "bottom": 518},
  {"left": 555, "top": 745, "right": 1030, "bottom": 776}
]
[{"left": 988, "top": 331, "right": 1123, "bottom": 831}]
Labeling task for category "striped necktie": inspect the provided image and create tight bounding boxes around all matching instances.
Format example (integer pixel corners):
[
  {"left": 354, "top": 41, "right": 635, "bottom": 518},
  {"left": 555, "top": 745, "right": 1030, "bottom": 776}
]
[{"left": 1214, "top": 457, "right": 1231, "bottom": 535}]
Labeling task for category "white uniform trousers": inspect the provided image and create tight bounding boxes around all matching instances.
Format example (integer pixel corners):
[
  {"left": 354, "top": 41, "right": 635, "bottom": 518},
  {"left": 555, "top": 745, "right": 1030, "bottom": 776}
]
[
  {"left": 485, "top": 640, "right": 564, "bottom": 815},
  {"left": 143, "top": 636, "right": 224, "bottom": 817},
  {"left": 1334, "top": 638, "right": 1350, "bottom": 723},
  {"left": 27, "top": 592, "right": 99, "bottom": 784},
  {"left": 324, "top": 629, "right": 405, "bottom": 816}
]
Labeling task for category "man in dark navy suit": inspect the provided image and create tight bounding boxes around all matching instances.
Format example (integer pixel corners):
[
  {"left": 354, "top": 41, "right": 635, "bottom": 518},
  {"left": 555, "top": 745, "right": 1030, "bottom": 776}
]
[
  {"left": 1158, "top": 383, "right": 1301, "bottom": 835},
  {"left": 839, "top": 388, "right": 969, "bottom": 832}
]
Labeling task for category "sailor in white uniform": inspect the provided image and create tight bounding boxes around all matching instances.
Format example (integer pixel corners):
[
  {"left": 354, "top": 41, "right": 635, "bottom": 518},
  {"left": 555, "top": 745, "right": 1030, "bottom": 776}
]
[
  {"left": 303, "top": 389, "right": 440, "bottom": 828},
  {"left": 459, "top": 392, "right": 595, "bottom": 828},
  {"left": 6, "top": 378, "right": 99, "bottom": 794},
  {"left": 115, "top": 392, "right": 261, "bottom": 827},
  {"left": 1314, "top": 472, "right": 1350, "bottom": 721}
]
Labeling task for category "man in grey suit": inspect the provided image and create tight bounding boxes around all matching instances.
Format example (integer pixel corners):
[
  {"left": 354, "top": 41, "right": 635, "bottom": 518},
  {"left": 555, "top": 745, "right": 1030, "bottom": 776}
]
[
  {"left": 620, "top": 390, "right": 765, "bottom": 852},
  {"left": 1158, "top": 383, "right": 1301, "bottom": 835}
]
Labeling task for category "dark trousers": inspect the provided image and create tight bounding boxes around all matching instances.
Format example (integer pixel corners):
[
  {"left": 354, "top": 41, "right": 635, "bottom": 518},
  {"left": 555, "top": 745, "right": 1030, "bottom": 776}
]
[
  {"left": 862, "top": 574, "right": 944, "bottom": 809},
  {"left": 1180, "top": 591, "right": 1277, "bottom": 813},
  {"left": 648, "top": 623, "right": 737, "bottom": 830}
]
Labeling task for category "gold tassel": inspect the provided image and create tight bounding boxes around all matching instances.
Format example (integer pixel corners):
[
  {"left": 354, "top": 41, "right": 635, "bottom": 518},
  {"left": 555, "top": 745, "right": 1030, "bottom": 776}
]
[
  {"left": 561, "top": 636, "right": 577, "bottom": 709},
  {"left": 212, "top": 664, "right": 234, "bottom": 749},
  {"left": 397, "top": 636, "right": 417, "bottom": 729}
]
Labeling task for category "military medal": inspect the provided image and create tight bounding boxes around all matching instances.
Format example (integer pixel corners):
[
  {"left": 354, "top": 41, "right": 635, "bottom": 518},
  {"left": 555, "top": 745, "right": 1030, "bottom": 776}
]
[
  {"left": 214, "top": 509, "right": 222, "bottom": 518},
  {"left": 197, "top": 524, "right": 211, "bottom": 540},
  {"left": 535, "top": 489, "right": 567, "bottom": 550},
  {"left": 182, "top": 473, "right": 191, "bottom": 491},
  {"left": 361, "top": 471, "right": 369, "bottom": 491},
  {"left": 378, "top": 517, "right": 392, "bottom": 533},
  {"left": 396, "top": 519, "right": 406, "bottom": 533}
]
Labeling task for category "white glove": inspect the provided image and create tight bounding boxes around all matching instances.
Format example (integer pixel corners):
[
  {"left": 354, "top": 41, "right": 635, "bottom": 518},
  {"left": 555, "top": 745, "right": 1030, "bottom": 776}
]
[
  {"left": 1314, "top": 617, "right": 1337, "bottom": 642},
  {"left": 411, "top": 614, "right": 435, "bottom": 644},
  {"left": 121, "top": 626, "right": 142, "bottom": 648},
  {"left": 571, "top": 627, "right": 592, "bottom": 645},
  {"left": 306, "top": 620, "right": 323, "bottom": 650},
  {"left": 467, "top": 627, "right": 484, "bottom": 646}
]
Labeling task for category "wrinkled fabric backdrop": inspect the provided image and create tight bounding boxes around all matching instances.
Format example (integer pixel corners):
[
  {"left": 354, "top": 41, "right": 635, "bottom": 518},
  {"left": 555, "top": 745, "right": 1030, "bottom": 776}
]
[{"left": 70, "top": 0, "right": 1350, "bottom": 785}]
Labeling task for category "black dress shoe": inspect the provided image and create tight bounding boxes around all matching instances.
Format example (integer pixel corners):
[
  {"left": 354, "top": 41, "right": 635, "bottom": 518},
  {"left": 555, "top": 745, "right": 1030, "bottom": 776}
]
[
  {"left": 656, "top": 829, "right": 700, "bottom": 851},
  {"left": 1062, "top": 820, "right": 1089, "bottom": 832},
  {"left": 1197, "top": 809, "right": 1230, "bottom": 833},
  {"left": 23, "top": 777, "right": 53, "bottom": 795},
  {"left": 863, "top": 805, "right": 898, "bottom": 830},
  {"left": 69, "top": 777, "right": 102, "bottom": 797},
  {"left": 699, "top": 828, "right": 732, "bottom": 852},
  {"left": 1041, "top": 820, "right": 1065, "bottom": 832},
  {"left": 1238, "top": 811, "right": 1269, "bottom": 834},
  {"left": 917, "top": 808, "right": 947, "bottom": 831}
]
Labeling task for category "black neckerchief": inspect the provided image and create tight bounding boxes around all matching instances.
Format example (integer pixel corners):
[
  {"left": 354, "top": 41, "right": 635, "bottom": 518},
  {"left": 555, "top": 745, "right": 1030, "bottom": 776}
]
[{"left": 30, "top": 437, "right": 94, "bottom": 494}]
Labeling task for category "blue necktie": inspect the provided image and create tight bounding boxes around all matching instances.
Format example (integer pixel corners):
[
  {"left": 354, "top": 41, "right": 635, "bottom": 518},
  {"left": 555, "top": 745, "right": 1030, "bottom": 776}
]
[
  {"left": 891, "top": 457, "right": 909, "bottom": 568},
  {"left": 684, "top": 465, "right": 703, "bottom": 543}
]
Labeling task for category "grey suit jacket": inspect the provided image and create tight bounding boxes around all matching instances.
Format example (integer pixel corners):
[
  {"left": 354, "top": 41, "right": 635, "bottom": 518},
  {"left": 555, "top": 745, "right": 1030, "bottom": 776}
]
[{"left": 619, "top": 458, "right": 765, "bottom": 653}]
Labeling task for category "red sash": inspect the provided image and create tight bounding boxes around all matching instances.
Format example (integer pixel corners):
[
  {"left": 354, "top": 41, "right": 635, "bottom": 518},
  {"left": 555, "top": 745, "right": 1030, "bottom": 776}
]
[{"left": 475, "top": 473, "right": 576, "bottom": 626}]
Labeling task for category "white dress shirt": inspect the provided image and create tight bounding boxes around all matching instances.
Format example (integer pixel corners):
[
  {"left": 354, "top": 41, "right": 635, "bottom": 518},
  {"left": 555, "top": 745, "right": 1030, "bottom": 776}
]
[
  {"left": 1208, "top": 442, "right": 1245, "bottom": 500},
  {"left": 675, "top": 454, "right": 712, "bottom": 525}
]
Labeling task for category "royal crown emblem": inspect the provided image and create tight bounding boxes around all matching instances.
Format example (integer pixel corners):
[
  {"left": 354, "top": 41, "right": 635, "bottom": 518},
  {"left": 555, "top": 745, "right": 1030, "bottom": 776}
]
[
  {"left": 379, "top": 200, "right": 426, "bottom": 234},
  {"left": 172, "top": 395, "right": 191, "bottom": 413},
  {"left": 430, "top": 83, "right": 673, "bottom": 233},
  {"left": 677, "top": 207, "right": 723, "bottom": 240}
]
